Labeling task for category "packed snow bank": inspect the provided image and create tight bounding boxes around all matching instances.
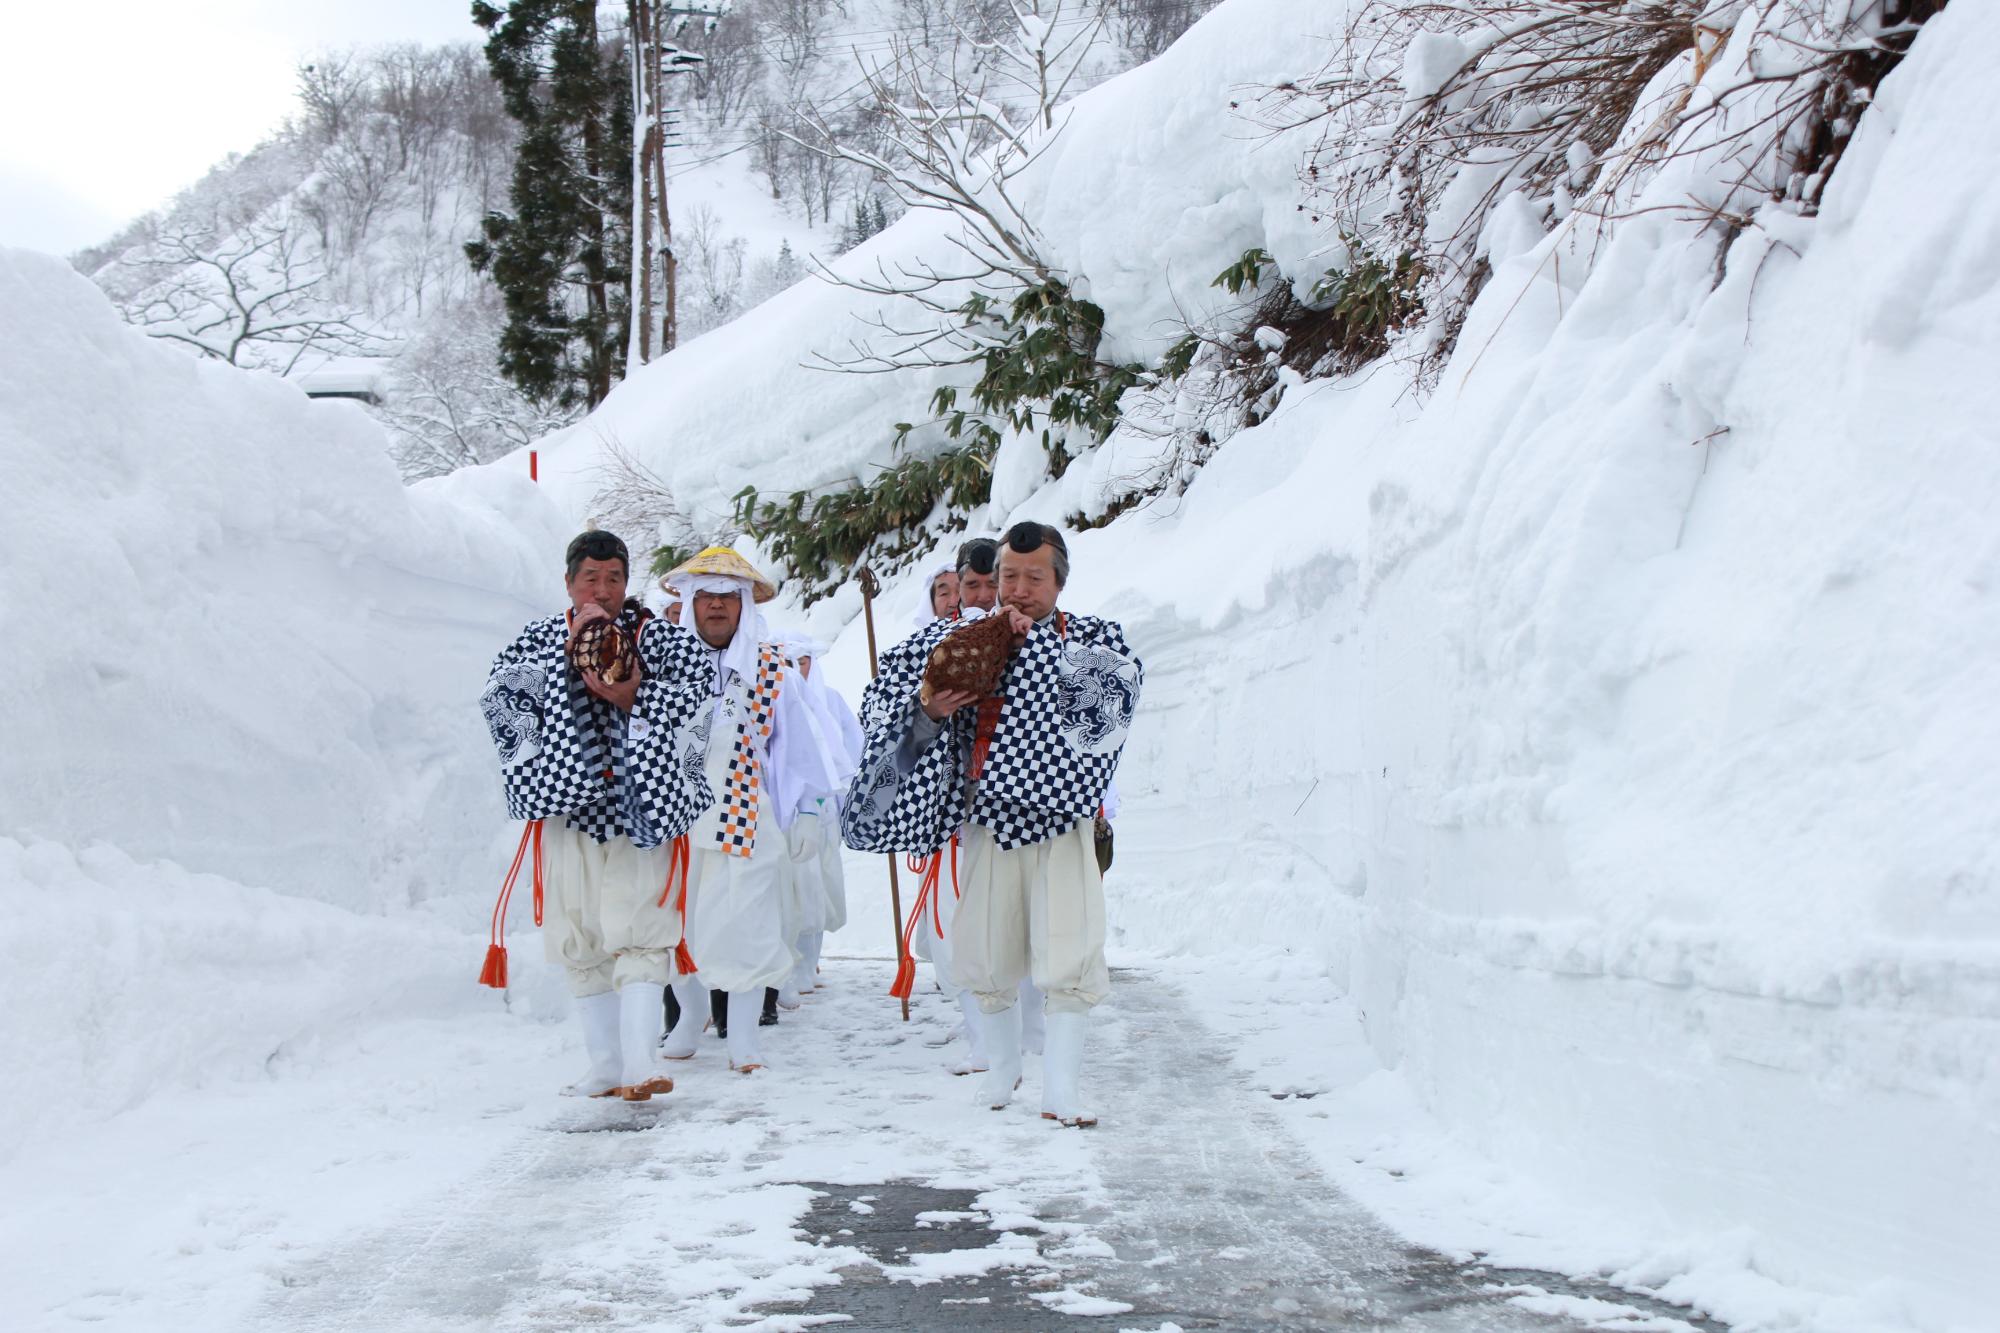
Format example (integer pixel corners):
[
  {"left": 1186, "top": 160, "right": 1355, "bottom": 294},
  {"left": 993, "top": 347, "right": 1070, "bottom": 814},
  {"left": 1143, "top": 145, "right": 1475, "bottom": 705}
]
[
  {"left": 514, "top": 0, "right": 1998, "bottom": 1328},
  {"left": 0, "top": 836, "right": 571, "bottom": 1156},
  {"left": 0, "top": 247, "right": 581, "bottom": 1149},
  {"left": 0, "top": 247, "right": 572, "bottom": 915},
  {"left": 1059, "top": 7, "right": 2000, "bottom": 1330}
]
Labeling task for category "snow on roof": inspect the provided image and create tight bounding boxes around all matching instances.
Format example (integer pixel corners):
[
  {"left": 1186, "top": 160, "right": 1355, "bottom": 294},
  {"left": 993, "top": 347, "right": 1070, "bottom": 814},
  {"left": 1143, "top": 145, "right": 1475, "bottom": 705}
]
[{"left": 295, "top": 357, "right": 390, "bottom": 403}]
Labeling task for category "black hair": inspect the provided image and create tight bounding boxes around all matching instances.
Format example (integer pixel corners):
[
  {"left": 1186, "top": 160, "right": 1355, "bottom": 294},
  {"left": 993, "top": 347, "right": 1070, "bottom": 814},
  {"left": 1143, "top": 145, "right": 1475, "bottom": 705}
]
[
  {"left": 1001, "top": 521, "right": 1069, "bottom": 586},
  {"left": 956, "top": 537, "right": 1000, "bottom": 577},
  {"left": 564, "top": 530, "right": 629, "bottom": 580}
]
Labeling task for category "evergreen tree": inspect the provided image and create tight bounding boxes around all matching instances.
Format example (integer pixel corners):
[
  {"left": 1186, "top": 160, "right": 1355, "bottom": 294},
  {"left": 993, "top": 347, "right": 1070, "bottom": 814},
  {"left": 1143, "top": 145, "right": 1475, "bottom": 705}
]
[
  {"left": 842, "top": 195, "right": 892, "bottom": 251},
  {"left": 842, "top": 198, "right": 870, "bottom": 252},
  {"left": 771, "top": 240, "right": 803, "bottom": 290},
  {"left": 466, "top": 0, "right": 632, "bottom": 409}
]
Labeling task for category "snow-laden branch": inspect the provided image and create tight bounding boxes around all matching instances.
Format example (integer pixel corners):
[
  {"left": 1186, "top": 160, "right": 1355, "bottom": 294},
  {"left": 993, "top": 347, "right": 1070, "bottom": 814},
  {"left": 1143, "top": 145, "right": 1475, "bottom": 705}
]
[{"left": 778, "top": 0, "right": 1114, "bottom": 381}]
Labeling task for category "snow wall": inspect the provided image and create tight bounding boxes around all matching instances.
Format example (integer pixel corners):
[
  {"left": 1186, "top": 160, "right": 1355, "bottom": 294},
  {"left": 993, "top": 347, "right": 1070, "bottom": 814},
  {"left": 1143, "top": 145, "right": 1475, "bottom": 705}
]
[
  {"left": 0, "top": 248, "right": 575, "bottom": 1151},
  {"left": 0, "top": 248, "right": 568, "bottom": 909},
  {"left": 519, "top": 1, "right": 2000, "bottom": 1328}
]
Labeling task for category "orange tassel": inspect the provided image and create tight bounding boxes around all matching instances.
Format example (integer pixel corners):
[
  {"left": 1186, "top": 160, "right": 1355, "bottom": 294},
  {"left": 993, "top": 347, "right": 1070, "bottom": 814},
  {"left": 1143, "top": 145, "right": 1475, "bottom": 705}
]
[
  {"left": 889, "top": 954, "right": 916, "bottom": 1000},
  {"left": 479, "top": 821, "right": 540, "bottom": 989},
  {"left": 675, "top": 940, "right": 698, "bottom": 975},
  {"left": 478, "top": 943, "right": 509, "bottom": 990}
]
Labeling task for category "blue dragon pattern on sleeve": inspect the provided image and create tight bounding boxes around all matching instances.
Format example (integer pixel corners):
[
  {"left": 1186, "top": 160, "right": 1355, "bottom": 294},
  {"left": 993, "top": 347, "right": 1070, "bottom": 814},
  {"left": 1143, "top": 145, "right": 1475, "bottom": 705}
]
[
  {"left": 840, "top": 612, "right": 1141, "bottom": 854},
  {"left": 479, "top": 609, "right": 715, "bottom": 845}
]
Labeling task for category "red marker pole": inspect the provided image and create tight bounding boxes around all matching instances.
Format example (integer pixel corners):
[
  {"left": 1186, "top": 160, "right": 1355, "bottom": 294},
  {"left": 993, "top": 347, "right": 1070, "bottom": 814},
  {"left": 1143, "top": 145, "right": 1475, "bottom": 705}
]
[{"left": 529, "top": 449, "right": 539, "bottom": 482}]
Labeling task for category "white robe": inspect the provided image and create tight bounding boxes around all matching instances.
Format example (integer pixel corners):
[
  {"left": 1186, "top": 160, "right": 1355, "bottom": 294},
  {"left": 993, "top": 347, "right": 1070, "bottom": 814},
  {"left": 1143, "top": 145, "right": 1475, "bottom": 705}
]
[{"left": 682, "top": 644, "right": 837, "bottom": 991}]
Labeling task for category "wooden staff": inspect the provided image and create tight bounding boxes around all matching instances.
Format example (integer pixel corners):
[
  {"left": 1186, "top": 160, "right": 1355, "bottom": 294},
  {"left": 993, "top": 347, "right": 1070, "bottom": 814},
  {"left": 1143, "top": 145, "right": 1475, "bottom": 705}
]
[{"left": 856, "top": 565, "right": 911, "bottom": 1021}]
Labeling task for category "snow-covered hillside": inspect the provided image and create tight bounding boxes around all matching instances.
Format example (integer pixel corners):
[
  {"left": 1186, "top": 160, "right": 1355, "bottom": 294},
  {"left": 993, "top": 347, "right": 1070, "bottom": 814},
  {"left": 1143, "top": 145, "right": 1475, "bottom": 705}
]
[
  {"left": 75, "top": 4, "right": 1214, "bottom": 483},
  {"left": 516, "top": 0, "right": 2000, "bottom": 1329}
]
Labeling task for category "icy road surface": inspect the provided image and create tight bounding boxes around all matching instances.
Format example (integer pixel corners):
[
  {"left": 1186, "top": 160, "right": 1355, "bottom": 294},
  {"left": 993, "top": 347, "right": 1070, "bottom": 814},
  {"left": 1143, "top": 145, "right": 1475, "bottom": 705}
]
[{"left": 0, "top": 960, "right": 1719, "bottom": 1331}]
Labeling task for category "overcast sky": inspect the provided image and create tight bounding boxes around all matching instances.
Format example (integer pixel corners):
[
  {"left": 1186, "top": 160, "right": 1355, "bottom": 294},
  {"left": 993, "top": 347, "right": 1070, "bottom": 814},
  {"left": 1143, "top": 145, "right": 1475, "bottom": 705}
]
[{"left": 0, "top": 1, "right": 484, "bottom": 256}]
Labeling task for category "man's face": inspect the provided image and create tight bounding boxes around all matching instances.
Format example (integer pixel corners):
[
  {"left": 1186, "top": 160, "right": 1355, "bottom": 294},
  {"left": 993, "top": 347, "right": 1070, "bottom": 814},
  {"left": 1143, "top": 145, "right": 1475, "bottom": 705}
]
[
  {"left": 998, "top": 545, "right": 1060, "bottom": 622},
  {"left": 930, "top": 574, "right": 960, "bottom": 619},
  {"left": 566, "top": 556, "right": 628, "bottom": 616},
  {"left": 664, "top": 600, "right": 683, "bottom": 624},
  {"left": 957, "top": 567, "right": 998, "bottom": 612},
  {"left": 693, "top": 589, "right": 743, "bottom": 648}
]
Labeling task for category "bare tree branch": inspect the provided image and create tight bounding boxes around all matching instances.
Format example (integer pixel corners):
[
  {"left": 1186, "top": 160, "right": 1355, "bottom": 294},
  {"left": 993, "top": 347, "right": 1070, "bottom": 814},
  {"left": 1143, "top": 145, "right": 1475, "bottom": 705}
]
[{"left": 116, "top": 208, "right": 387, "bottom": 370}]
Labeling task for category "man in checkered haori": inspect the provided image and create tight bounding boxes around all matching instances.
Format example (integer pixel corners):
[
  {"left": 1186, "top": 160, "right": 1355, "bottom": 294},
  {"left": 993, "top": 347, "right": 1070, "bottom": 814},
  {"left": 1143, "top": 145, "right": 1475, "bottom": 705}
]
[
  {"left": 479, "top": 530, "right": 716, "bottom": 1102},
  {"left": 656, "top": 547, "right": 846, "bottom": 1075},
  {"left": 843, "top": 522, "right": 1143, "bottom": 1127},
  {"left": 905, "top": 535, "right": 1050, "bottom": 1078}
]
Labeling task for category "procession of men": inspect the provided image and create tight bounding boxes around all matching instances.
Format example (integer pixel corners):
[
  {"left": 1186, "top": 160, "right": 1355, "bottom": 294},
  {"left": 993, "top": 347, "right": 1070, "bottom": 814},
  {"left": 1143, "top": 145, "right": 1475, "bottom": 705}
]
[{"left": 479, "top": 522, "right": 1142, "bottom": 1126}]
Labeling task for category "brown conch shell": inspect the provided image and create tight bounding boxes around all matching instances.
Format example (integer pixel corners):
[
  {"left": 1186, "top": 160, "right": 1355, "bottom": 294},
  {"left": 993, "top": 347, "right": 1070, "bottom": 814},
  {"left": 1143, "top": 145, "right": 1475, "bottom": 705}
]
[
  {"left": 568, "top": 619, "right": 639, "bottom": 683},
  {"left": 923, "top": 613, "right": 1015, "bottom": 698}
]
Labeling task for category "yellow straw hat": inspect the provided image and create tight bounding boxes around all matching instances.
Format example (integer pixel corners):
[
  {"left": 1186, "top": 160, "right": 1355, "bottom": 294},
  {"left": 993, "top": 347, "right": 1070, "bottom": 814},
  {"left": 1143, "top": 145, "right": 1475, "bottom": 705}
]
[{"left": 664, "top": 546, "right": 780, "bottom": 603}]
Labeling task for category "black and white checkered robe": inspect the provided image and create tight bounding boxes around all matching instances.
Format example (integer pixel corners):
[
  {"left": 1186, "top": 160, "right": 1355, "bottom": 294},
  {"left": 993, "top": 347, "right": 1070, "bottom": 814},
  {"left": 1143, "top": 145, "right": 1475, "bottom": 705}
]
[
  {"left": 480, "top": 609, "right": 716, "bottom": 847},
  {"left": 841, "top": 611, "right": 1142, "bottom": 854}
]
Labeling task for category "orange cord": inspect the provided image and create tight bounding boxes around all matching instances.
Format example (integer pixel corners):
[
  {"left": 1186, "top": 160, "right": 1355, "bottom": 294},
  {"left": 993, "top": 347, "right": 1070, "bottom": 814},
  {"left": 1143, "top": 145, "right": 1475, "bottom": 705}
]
[
  {"left": 479, "top": 819, "right": 544, "bottom": 989},
  {"left": 659, "top": 833, "right": 697, "bottom": 975},
  {"left": 889, "top": 832, "right": 962, "bottom": 999}
]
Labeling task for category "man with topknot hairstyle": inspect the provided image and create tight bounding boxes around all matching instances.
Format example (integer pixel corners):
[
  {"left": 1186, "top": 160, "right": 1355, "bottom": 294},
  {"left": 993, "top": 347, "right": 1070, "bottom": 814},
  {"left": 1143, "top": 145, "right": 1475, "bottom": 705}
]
[
  {"left": 844, "top": 522, "right": 1143, "bottom": 1126},
  {"left": 479, "top": 530, "right": 716, "bottom": 1103}
]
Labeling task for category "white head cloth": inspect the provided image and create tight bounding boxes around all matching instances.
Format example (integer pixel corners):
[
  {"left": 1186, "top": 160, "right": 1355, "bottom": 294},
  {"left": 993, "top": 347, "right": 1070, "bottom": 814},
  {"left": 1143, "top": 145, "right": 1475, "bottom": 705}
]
[
  {"left": 766, "top": 625, "right": 863, "bottom": 786},
  {"left": 911, "top": 561, "right": 958, "bottom": 629},
  {"left": 677, "top": 573, "right": 760, "bottom": 688},
  {"left": 771, "top": 627, "right": 830, "bottom": 662}
]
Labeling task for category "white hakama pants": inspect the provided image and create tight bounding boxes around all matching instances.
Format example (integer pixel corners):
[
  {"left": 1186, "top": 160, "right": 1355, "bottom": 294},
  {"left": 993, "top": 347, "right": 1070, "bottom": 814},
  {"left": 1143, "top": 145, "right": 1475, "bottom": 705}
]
[
  {"left": 541, "top": 821, "right": 686, "bottom": 996},
  {"left": 949, "top": 820, "right": 1108, "bottom": 1016},
  {"left": 817, "top": 812, "right": 849, "bottom": 933},
  {"left": 909, "top": 842, "right": 961, "bottom": 992},
  {"left": 782, "top": 813, "right": 830, "bottom": 941},
  {"left": 784, "top": 811, "right": 848, "bottom": 993}
]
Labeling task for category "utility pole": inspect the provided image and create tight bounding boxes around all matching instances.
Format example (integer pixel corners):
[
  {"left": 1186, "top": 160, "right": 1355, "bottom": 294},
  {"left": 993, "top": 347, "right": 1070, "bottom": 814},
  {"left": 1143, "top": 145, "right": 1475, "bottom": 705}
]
[
  {"left": 627, "top": 1, "right": 725, "bottom": 369},
  {"left": 628, "top": 6, "right": 651, "bottom": 370}
]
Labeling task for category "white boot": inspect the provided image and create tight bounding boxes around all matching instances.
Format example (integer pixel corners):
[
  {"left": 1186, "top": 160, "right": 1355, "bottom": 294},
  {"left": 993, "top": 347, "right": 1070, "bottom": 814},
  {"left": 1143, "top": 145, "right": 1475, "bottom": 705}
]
[
  {"left": 1019, "top": 980, "right": 1047, "bottom": 1057},
  {"left": 617, "top": 982, "right": 674, "bottom": 1101},
  {"left": 949, "top": 990, "right": 990, "bottom": 1075},
  {"left": 727, "top": 989, "right": 765, "bottom": 1072},
  {"left": 977, "top": 1004, "right": 1022, "bottom": 1110},
  {"left": 1041, "top": 1010, "right": 1096, "bottom": 1127},
  {"left": 660, "top": 977, "right": 708, "bottom": 1060},
  {"left": 791, "top": 931, "right": 822, "bottom": 993},
  {"left": 561, "top": 990, "right": 622, "bottom": 1097}
]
